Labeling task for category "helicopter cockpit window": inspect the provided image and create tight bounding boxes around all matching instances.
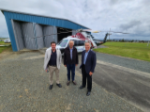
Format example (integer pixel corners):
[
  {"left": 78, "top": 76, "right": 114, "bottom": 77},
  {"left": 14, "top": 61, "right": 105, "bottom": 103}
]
[
  {"left": 74, "top": 40, "right": 79, "bottom": 46},
  {"left": 59, "top": 39, "right": 68, "bottom": 47},
  {"left": 74, "top": 40, "right": 85, "bottom": 46},
  {"left": 78, "top": 41, "right": 84, "bottom": 46}
]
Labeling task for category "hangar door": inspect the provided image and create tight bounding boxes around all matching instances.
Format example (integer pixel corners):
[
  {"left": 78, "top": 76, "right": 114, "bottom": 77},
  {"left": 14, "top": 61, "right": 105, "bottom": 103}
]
[{"left": 11, "top": 20, "right": 57, "bottom": 50}]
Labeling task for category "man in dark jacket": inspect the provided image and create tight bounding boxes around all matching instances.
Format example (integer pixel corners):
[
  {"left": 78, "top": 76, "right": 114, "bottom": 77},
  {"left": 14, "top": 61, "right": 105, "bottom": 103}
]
[
  {"left": 79, "top": 41, "right": 96, "bottom": 96},
  {"left": 64, "top": 40, "right": 78, "bottom": 85}
]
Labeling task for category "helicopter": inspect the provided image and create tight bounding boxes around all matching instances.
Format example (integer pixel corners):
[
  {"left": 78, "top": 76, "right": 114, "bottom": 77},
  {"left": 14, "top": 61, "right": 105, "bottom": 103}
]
[{"left": 46, "top": 29, "right": 129, "bottom": 54}]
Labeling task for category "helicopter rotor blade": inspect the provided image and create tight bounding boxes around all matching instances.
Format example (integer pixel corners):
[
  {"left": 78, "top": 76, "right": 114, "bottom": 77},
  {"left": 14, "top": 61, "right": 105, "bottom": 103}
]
[
  {"left": 30, "top": 28, "right": 130, "bottom": 40},
  {"left": 92, "top": 31, "right": 130, "bottom": 34},
  {"left": 109, "top": 31, "right": 130, "bottom": 34}
]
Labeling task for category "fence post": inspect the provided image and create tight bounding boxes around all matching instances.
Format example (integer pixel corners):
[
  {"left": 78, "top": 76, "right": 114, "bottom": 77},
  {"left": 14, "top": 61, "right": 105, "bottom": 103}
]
[{"left": 147, "top": 41, "right": 149, "bottom": 47}]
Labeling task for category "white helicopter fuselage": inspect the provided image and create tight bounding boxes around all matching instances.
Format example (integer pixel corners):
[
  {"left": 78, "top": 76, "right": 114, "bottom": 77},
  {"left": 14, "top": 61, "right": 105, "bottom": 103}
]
[{"left": 46, "top": 32, "right": 97, "bottom": 54}]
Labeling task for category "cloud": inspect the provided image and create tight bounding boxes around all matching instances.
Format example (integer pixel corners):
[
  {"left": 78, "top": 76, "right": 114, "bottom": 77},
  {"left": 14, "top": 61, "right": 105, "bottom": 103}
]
[
  {"left": 0, "top": 0, "right": 150, "bottom": 40},
  {"left": 120, "top": 20, "right": 141, "bottom": 30},
  {"left": 109, "top": 0, "right": 132, "bottom": 5}
]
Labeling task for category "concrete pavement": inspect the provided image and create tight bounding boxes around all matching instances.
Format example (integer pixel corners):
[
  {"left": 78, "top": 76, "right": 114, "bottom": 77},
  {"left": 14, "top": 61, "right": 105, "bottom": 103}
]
[
  {"left": 95, "top": 52, "right": 150, "bottom": 73},
  {"left": 76, "top": 53, "right": 150, "bottom": 112},
  {"left": 0, "top": 51, "right": 142, "bottom": 112}
]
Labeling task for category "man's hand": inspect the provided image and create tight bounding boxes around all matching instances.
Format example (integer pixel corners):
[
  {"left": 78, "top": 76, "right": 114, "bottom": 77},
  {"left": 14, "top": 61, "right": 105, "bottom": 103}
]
[
  {"left": 76, "top": 64, "right": 78, "bottom": 66},
  {"left": 89, "top": 71, "right": 93, "bottom": 76},
  {"left": 45, "top": 69, "right": 48, "bottom": 72},
  {"left": 64, "top": 65, "right": 67, "bottom": 67}
]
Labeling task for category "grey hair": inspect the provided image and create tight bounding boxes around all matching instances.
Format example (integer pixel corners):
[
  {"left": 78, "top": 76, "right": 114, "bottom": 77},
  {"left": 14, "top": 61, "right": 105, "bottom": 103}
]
[
  {"left": 69, "top": 40, "right": 74, "bottom": 45},
  {"left": 84, "top": 41, "right": 91, "bottom": 47}
]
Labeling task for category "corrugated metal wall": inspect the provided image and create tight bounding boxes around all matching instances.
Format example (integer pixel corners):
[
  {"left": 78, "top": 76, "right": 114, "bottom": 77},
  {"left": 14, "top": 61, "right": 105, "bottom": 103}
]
[
  {"left": 11, "top": 20, "right": 25, "bottom": 50},
  {"left": 34, "top": 23, "right": 44, "bottom": 49},
  {"left": 2, "top": 10, "right": 88, "bottom": 51},
  {"left": 4, "top": 11, "right": 87, "bottom": 30},
  {"left": 12, "top": 20, "right": 58, "bottom": 50},
  {"left": 22, "top": 22, "right": 37, "bottom": 50},
  {"left": 5, "top": 18, "right": 18, "bottom": 51},
  {"left": 43, "top": 26, "right": 57, "bottom": 47}
]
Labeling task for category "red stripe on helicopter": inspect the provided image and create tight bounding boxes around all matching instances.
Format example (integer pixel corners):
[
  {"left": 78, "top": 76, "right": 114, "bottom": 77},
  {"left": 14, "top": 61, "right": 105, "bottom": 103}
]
[{"left": 72, "top": 33, "right": 94, "bottom": 47}]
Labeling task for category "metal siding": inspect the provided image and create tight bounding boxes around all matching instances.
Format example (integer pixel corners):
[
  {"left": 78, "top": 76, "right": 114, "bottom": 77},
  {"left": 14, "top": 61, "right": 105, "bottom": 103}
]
[
  {"left": 4, "top": 17, "right": 18, "bottom": 51},
  {"left": 4, "top": 11, "right": 87, "bottom": 30},
  {"left": 43, "top": 26, "right": 57, "bottom": 47},
  {"left": 11, "top": 21, "right": 58, "bottom": 50},
  {"left": 35, "top": 23, "right": 44, "bottom": 49},
  {"left": 3, "top": 11, "right": 88, "bottom": 51},
  {"left": 21, "top": 22, "right": 36, "bottom": 50},
  {"left": 11, "top": 20, "right": 25, "bottom": 50}
]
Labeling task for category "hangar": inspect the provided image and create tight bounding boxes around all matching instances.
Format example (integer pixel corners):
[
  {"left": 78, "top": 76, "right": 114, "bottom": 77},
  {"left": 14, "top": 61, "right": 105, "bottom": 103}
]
[{"left": 0, "top": 9, "right": 88, "bottom": 51}]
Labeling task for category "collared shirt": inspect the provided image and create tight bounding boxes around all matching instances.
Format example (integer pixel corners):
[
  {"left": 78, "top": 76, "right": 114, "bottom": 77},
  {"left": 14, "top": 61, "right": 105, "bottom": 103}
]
[
  {"left": 48, "top": 50, "right": 57, "bottom": 66},
  {"left": 83, "top": 50, "right": 90, "bottom": 64},
  {"left": 69, "top": 47, "right": 73, "bottom": 60}
]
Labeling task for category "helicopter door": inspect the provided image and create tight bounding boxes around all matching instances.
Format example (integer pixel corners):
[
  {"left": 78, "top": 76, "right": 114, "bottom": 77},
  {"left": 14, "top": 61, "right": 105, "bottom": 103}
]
[{"left": 74, "top": 40, "right": 85, "bottom": 53}]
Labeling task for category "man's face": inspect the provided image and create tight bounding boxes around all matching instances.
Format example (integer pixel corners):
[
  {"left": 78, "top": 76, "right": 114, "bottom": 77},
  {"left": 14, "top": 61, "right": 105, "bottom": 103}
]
[
  {"left": 51, "top": 43, "right": 56, "bottom": 50},
  {"left": 69, "top": 41, "right": 74, "bottom": 48},
  {"left": 85, "top": 43, "right": 90, "bottom": 51}
]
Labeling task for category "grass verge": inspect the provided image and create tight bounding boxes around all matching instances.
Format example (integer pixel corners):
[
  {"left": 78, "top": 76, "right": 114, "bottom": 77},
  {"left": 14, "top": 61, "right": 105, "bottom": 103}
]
[
  {"left": 93, "top": 42, "right": 150, "bottom": 62},
  {"left": 0, "top": 45, "right": 12, "bottom": 54}
]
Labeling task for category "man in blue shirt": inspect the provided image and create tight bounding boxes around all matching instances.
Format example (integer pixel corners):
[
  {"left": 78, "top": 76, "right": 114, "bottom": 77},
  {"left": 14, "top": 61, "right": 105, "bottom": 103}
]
[
  {"left": 83, "top": 50, "right": 90, "bottom": 64},
  {"left": 70, "top": 47, "right": 73, "bottom": 60},
  {"left": 64, "top": 40, "right": 78, "bottom": 86},
  {"left": 79, "top": 41, "right": 96, "bottom": 96}
]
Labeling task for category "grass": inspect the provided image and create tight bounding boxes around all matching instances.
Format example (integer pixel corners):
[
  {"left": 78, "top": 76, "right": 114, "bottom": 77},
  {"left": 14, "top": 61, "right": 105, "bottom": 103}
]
[
  {"left": 0, "top": 41, "right": 11, "bottom": 46},
  {"left": 0, "top": 41, "right": 12, "bottom": 53},
  {"left": 93, "top": 42, "right": 150, "bottom": 62},
  {"left": 0, "top": 45, "right": 12, "bottom": 53}
]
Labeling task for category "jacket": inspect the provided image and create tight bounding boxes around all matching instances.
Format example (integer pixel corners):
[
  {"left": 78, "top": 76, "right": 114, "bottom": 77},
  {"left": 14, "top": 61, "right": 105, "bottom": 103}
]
[
  {"left": 44, "top": 49, "right": 62, "bottom": 70},
  {"left": 80, "top": 50, "right": 96, "bottom": 74},
  {"left": 64, "top": 46, "right": 78, "bottom": 65}
]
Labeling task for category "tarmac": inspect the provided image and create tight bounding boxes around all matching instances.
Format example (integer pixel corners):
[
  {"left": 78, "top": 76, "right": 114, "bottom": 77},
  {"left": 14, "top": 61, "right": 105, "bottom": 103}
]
[{"left": 0, "top": 50, "right": 143, "bottom": 112}]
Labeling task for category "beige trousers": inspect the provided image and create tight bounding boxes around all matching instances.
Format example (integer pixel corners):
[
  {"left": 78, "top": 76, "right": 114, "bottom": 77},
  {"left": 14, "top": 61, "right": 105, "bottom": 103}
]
[{"left": 49, "top": 66, "right": 59, "bottom": 85}]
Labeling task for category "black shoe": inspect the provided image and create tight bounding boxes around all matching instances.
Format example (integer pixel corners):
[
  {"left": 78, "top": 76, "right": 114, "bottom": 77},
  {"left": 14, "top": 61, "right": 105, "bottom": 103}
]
[
  {"left": 67, "top": 81, "right": 70, "bottom": 86},
  {"left": 86, "top": 91, "right": 91, "bottom": 96},
  {"left": 56, "top": 83, "right": 62, "bottom": 88},
  {"left": 79, "top": 85, "right": 85, "bottom": 89},
  {"left": 72, "top": 81, "right": 77, "bottom": 85},
  {"left": 49, "top": 85, "right": 53, "bottom": 90}
]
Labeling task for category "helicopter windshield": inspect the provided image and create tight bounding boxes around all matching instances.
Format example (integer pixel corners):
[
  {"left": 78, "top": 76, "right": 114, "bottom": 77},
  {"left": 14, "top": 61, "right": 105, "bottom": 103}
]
[{"left": 59, "top": 39, "right": 68, "bottom": 47}]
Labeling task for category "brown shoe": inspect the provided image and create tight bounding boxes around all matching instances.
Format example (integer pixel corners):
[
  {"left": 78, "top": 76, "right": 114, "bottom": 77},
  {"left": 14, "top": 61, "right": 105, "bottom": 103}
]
[
  {"left": 67, "top": 81, "right": 70, "bottom": 86},
  {"left": 72, "top": 81, "right": 77, "bottom": 85}
]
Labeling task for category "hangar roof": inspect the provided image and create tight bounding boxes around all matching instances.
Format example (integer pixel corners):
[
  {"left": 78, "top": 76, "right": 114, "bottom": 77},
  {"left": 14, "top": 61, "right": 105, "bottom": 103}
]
[{"left": 0, "top": 8, "right": 89, "bottom": 30}]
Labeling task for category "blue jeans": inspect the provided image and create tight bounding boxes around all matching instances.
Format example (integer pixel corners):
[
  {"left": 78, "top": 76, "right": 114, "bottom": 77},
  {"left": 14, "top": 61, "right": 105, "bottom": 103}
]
[{"left": 67, "top": 64, "right": 75, "bottom": 81}]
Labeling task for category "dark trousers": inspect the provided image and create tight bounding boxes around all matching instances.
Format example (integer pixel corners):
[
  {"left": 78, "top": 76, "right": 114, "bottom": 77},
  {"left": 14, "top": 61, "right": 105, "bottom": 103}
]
[
  {"left": 82, "top": 65, "right": 92, "bottom": 92},
  {"left": 67, "top": 64, "right": 75, "bottom": 81}
]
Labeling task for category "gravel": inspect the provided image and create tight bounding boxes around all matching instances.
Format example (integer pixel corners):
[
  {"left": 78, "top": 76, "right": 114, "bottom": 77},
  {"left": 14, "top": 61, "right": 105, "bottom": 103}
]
[
  {"left": 0, "top": 51, "right": 143, "bottom": 112},
  {"left": 95, "top": 52, "right": 150, "bottom": 73}
]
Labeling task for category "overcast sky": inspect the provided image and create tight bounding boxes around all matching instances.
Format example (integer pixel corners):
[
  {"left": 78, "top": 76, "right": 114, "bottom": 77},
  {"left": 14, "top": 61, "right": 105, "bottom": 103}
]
[{"left": 0, "top": 0, "right": 150, "bottom": 40}]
